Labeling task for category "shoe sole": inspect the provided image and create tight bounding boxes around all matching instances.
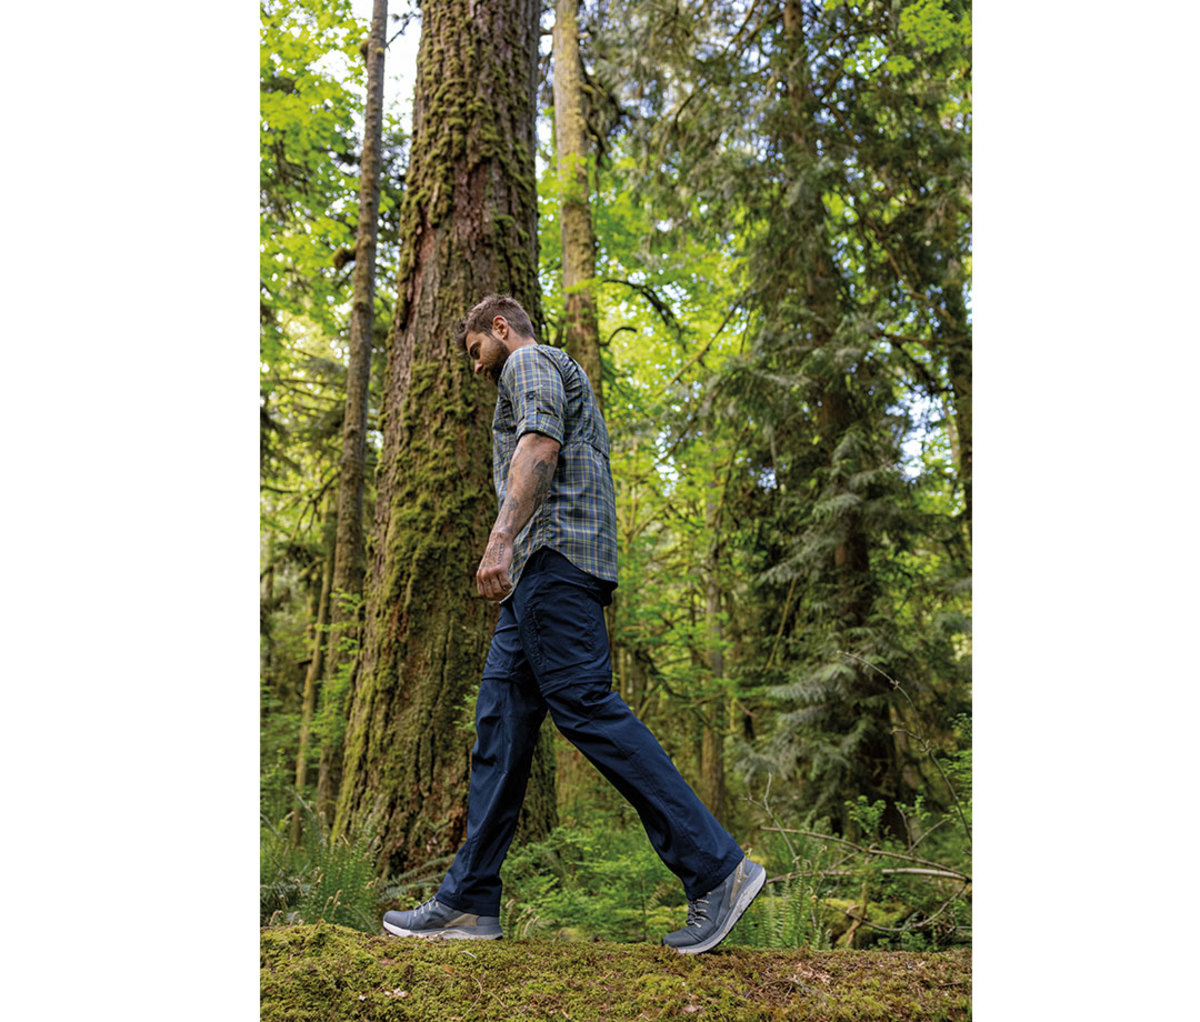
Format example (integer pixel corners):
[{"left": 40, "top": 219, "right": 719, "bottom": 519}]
[
  {"left": 671, "top": 862, "right": 767, "bottom": 955},
  {"left": 382, "top": 920, "right": 502, "bottom": 940}
]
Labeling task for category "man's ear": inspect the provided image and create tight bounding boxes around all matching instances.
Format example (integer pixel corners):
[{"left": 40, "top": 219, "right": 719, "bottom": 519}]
[{"left": 492, "top": 315, "right": 509, "bottom": 341}]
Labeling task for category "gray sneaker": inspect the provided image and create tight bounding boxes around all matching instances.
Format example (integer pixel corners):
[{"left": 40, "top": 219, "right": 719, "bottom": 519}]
[
  {"left": 382, "top": 897, "right": 503, "bottom": 940},
  {"left": 662, "top": 856, "right": 766, "bottom": 954}
]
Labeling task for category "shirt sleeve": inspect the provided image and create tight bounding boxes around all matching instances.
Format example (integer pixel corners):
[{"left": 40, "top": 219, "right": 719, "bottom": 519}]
[{"left": 501, "top": 347, "right": 566, "bottom": 445}]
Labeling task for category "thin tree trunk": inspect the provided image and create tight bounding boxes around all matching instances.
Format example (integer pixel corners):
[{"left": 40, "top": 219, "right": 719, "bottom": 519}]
[
  {"left": 332, "top": 0, "right": 387, "bottom": 604},
  {"left": 699, "top": 496, "right": 726, "bottom": 821},
  {"left": 943, "top": 284, "right": 972, "bottom": 544},
  {"left": 317, "top": 0, "right": 389, "bottom": 826},
  {"left": 293, "top": 505, "right": 336, "bottom": 844},
  {"left": 260, "top": 539, "right": 275, "bottom": 677},
  {"left": 315, "top": 729, "right": 339, "bottom": 831},
  {"left": 553, "top": 0, "right": 602, "bottom": 407},
  {"left": 334, "top": 0, "right": 555, "bottom": 875}
]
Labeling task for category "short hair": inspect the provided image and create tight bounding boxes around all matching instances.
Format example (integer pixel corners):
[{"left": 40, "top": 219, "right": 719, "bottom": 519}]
[{"left": 457, "top": 294, "right": 536, "bottom": 351}]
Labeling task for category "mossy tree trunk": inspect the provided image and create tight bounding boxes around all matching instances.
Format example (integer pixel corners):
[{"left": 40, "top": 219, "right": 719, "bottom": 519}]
[
  {"left": 316, "top": 0, "right": 390, "bottom": 829},
  {"left": 552, "top": 0, "right": 602, "bottom": 407},
  {"left": 260, "top": 539, "right": 275, "bottom": 678},
  {"left": 333, "top": 0, "right": 555, "bottom": 877}
]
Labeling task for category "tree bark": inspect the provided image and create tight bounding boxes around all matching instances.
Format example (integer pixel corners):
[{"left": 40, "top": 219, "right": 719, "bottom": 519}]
[
  {"left": 333, "top": 0, "right": 555, "bottom": 876},
  {"left": 293, "top": 504, "right": 336, "bottom": 844},
  {"left": 943, "top": 285, "right": 972, "bottom": 544},
  {"left": 317, "top": 0, "right": 390, "bottom": 827},
  {"left": 698, "top": 496, "right": 726, "bottom": 821},
  {"left": 553, "top": 0, "right": 602, "bottom": 407},
  {"left": 260, "top": 539, "right": 275, "bottom": 677},
  {"left": 332, "top": 0, "right": 387, "bottom": 603}
]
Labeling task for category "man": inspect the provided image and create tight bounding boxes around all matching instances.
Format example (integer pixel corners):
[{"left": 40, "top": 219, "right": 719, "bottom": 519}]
[{"left": 383, "top": 294, "right": 764, "bottom": 954}]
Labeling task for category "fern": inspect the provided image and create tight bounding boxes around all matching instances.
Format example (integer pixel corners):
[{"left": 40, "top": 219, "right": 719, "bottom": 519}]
[{"left": 261, "top": 801, "right": 384, "bottom": 932}]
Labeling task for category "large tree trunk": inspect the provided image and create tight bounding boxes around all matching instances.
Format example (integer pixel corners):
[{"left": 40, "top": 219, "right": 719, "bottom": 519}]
[
  {"left": 552, "top": 0, "right": 602, "bottom": 407},
  {"left": 333, "top": 0, "right": 555, "bottom": 876}
]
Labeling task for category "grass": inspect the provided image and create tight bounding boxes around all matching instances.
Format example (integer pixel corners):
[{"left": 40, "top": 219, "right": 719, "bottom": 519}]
[{"left": 261, "top": 923, "right": 971, "bottom": 1020}]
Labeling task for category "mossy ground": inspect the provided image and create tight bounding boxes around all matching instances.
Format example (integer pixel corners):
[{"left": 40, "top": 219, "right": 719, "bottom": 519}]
[{"left": 261, "top": 924, "right": 970, "bottom": 1021}]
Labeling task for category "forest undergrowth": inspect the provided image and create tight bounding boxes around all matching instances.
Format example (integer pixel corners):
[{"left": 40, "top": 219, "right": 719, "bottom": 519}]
[{"left": 262, "top": 737, "right": 971, "bottom": 954}]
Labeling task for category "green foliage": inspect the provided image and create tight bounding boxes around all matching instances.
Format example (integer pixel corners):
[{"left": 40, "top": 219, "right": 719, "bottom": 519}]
[
  {"left": 941, "top": 713, "right": 972, "bottom": 829},
  {"left": 261, "top": 674, "right": 302, "bottom": 824},
  {"left": 496, "top": 802, "right": 686, "bottom": 943},
  {"left": 260, "top": 0, "right": 364, "bottom": 355},
  {"left": 740, "top": 779, "right": 971, "bottom": 951},
  {"left": 311, "top": 589, "right": 362, "bottom": 752},
  {"left": 491, "top": 781, "right": 952, "bottom": 951},
  {"left": 588, "top": 0, "right": 972, "bottom": 836},
  {"left": 261, "top": 805, "right": 384, "bottom": 931},
  {"left": 736, "top": 833, "right": 836, "bottom": 951}
]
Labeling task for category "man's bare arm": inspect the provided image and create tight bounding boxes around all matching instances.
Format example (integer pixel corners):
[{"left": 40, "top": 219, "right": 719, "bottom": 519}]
[{"left": 476, "top": 431, "right": 561, "bottom": 600}]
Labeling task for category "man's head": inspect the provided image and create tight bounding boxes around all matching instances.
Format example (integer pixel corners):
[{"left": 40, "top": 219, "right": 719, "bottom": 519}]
[{"left": 457, "top": 294, "right": 537, "bottom": 385}]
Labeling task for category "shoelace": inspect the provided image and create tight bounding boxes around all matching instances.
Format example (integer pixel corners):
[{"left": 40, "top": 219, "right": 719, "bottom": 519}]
[
  {"left": 413, "top": 898, "right": 440, "bottom": 921},
  {"left": 686, "top": 897, "right": 710, "bottom": 928}
]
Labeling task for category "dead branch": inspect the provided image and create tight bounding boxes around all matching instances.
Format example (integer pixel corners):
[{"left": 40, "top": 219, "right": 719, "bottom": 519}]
[
  {"left": 761, "top": 826, "right": 970, "bottom": 882},
  {"left": 822, "top": 867, "right": 968, "bottom": 881}
]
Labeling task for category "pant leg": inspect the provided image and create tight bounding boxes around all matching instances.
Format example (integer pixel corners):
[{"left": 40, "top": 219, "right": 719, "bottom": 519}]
[
  {"left": 436, "top": 600, "right": 548, "bottom": 916},
  {"left": 513, "top": 550, "right": 744, "bottom": 899}
]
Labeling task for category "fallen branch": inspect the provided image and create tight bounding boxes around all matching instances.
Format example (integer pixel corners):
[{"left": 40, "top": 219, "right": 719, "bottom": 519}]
[
  {"left": 842, "top": 877, "right": 869, "bottom": 948},
  {"left": 832, "top": 882, "right": 971, "bottom": 934},
  {"left": 766, "top": 866, "right": 968, "bottom": 886},
  {"left": 822, "top": 867, "right": 968, "bottom": 882},
  {"left": 761, "top": 826, "right": 970, "bottom": 882}
]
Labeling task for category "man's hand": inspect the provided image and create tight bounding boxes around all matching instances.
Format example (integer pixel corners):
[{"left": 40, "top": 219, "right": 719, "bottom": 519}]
[{"left": 476, "top": 530, "right": 515, "bottom": 601}]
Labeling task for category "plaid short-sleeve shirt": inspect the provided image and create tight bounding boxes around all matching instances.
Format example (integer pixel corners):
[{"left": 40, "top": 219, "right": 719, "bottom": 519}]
[{"left": 493, "top": 344, "right": 618, "bottom": 591}]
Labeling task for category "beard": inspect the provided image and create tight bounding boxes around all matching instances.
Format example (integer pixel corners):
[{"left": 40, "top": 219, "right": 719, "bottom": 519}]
[{"left": 482, "top": 333, "right": 507, "bottom": 383}]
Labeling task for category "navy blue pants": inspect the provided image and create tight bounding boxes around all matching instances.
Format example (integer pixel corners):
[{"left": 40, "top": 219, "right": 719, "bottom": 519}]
[{"left": 436, "top": 548, "right": 744, "bottom": 916}]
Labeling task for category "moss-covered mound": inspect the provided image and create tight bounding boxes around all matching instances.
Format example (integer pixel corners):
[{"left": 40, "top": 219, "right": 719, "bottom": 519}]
[{"left": 261, "top": 924, "right": 971, "bottom": 1020}]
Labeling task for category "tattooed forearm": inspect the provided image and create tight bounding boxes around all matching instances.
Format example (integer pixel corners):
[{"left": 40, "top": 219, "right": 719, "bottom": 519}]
[
  {"left": 476, "top": 432, "right": 559, "bottom": 600},
  {"left": 492, "top": 432, "right": 560, "bottom": 542}
]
